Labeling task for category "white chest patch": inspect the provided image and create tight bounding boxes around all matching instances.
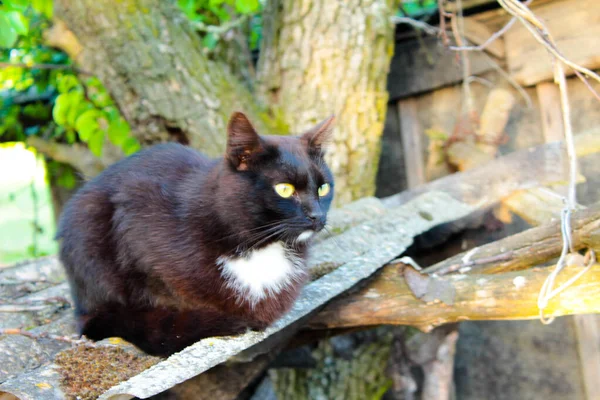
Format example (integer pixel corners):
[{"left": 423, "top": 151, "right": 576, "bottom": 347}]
[{"left": 217, "top": 242, "right": 305, "bottom": 306}]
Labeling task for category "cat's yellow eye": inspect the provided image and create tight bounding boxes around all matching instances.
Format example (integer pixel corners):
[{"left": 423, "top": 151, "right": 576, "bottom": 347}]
[
  {"left": 318, "top": 183, "right": 331, "bottom": 197},
  {"left": 275, "top": 183, "right": 295, "bottom": 198}
]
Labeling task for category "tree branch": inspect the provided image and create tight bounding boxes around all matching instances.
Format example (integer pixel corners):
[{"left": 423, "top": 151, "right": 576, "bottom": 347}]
[
  {"left": 192, "top": 15, "right": 250, "bottom": 35},
  {"left": 308, "top": 261, "right": 600, "bottom": 332},
  {"left": 424, "top": 201, "right": 600, "bottom": 276},
  {"left": 27, "top": 136, "right": 124, "bottom": 178}
]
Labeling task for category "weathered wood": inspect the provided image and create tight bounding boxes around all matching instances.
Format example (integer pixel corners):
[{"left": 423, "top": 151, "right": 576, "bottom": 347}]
[
  {"left": 386, "top": 35, "right": 495, "bottom": 101},
  {"left": 501, "top": 188, "right": 564, "bottom": 226},
  {"left": 574, "top": 314, "right": 600, "bottom": 400},
  {"left": 462, "top": 18, "right": 506, "bottom": 59},
  {"left": 309, "top": 262, "right": 600, "bottom": 332},
  {"left": 424, "top": 201, "right": 600, "bottom": 276},
  {"left": 398, "top": 98, "right": 426, "bottom": 188},
  {"left": 536, "top": 82, "right": 564, "bottom": 142},
  {"left": 383, "top": 129, "right": 600, "bottom": 208},
  {"left": 505, "top": 0, "right": 600, "bottom": 86},
  {"left": 533, "top": 81, "right": 600, "bottom": 400}
]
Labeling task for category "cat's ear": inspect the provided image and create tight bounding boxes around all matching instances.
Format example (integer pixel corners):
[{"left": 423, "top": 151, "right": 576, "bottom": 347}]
[
  {"left": 301, "top": 115, "right": 335, "bottom": 153},
  {"left": 226, "top": 111, "right": 263, "bottom": 171}
]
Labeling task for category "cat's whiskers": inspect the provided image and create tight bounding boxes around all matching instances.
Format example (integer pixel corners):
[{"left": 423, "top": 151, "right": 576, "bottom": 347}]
[
  {"left": 233, "top": 224, "right": 291, "bottom": 254},
  {"left": 233, "top": 219, "right": 308, "bottom": 254},
  {"left": 206, "top": 218, "right": 301, "bottom": 245},
  {"left": 322, "top": 225, "right": 343, "bottom": 250}
]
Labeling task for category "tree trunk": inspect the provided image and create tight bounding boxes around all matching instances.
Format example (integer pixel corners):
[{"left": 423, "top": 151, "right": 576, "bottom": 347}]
[
  {"left": 51, "top": 0, "right": 271, "bottom": 156},
  {"left": 257, "top": 0, "right": 396, "bottom": 204}
]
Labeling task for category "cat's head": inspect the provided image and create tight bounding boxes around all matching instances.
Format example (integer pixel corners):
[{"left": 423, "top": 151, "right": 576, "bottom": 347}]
[{"left": 219, "top": 111, "right": 335, "bottom": 247}]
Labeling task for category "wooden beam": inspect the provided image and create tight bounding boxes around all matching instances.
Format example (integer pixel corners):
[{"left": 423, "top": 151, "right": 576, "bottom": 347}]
[
  {"left": 505, "top": 0, "right": 600, "bottom": 86},
  {"left": 386, "top": 36, "right": 495, "bottom": 100},
  {"left": 308, "top": 262, "right": 600, "bottom": 332},
  {"left": 383, "top": 129, "right": 600, "bottom": 208},
  {"left": 424, "top": 201, "right": 600, "bottom": 276}
]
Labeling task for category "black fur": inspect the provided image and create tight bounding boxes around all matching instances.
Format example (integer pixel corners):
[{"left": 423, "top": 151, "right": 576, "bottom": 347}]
[{"left": 57, "top": 112, "right": 335, "bottom": 356}]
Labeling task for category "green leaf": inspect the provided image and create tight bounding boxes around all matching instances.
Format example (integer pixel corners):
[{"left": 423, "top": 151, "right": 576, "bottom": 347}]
[
  {"left": 5, "top": 11, "right": 28, "bottom": 35},
  {"left": 202, "top": 32, "right": 218, "bottom": 50},
  {"left": 31, "top": 0, "right": 53, "bottom": 19},
  {"left": 75, "top": 109, "right": 102, "bottom": 141},
  {"left": 52, "top": 93, "right": 71, "bottom": 126},
  {"left": 64, "top": 92, "right": 86, "bottom": 126},
  {"left": 249, "top": 27, "right": 260, "bottom": 50},
  {"left": 56, "top": 167, "right": 77, "bottom": 189},
  {"left": 121, "top": 136, "right": 141, "bottom": 156},
  {"left": 65, "top": 129, "right": 76, "bottom": 144},
  {"left": 2, "top": 0, "right": 29, "bottom": 12},
  {"left": 57, "top": 75, "right": 81, "bottom": 93},
  {"left": 107, "top": 118, "right": 131, "bottom": 146},
  {"left": 87, "top": 129, "right": 105, "bottom": 157},
  {"left": 235, "top": 0, "right": 259, "bottom": 14},
  {"left": 0, "top": 12, "right": 18, "bottom": 48},
  {"left": 178, "top": 0, "right": 197, "bottom": 18},
  {"left": 91, "top": 91, "right": 113, "bottom": 108}
]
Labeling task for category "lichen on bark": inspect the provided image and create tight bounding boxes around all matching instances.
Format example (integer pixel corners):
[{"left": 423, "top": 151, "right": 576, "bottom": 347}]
[{"left": 257, "top": 0, "right": 396, "bottom": 205}]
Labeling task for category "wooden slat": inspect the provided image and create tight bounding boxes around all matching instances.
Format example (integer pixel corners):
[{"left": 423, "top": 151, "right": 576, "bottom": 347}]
[
  {"left": 398, "top": 98, "right": 425, "bottom": 188},
  {"left": 386, "top": 36, "right": 495, "bottom": 100},
  {"left": 536, "top": 82, "right": 565, "bottom": 142},
  {"left": 505, "top": 0, "right": 600, "bottom": 86},
  {"left": 462, "top": 18, "right": 506, "bottom": 59},
  {"left": 574, "top": 315, "right": 600, "bottom": 400}
]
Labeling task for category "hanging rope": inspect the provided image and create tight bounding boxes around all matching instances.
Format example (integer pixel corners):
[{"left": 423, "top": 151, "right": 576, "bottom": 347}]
[{"left": 496, "top": 0, "right": 598, "bottom": 323}]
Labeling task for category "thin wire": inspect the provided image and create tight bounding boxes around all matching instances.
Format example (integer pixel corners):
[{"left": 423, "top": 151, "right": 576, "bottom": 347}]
[{"left": 490, "top": 0, "right": 597, "bottom": 322}]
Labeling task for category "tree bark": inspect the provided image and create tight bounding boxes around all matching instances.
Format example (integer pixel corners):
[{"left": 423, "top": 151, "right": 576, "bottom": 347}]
[
  {"left": 308, "top": 262, "right": 600, "bottom": 332},
  {"left": 51, "top": 0, "right": 271, "bottom": 156},
  {"left": 423, "top": 202, "right": 600, "bottom": 276},
  {"left": 257, "top": 0, "right": 396, "bottom": 204}
]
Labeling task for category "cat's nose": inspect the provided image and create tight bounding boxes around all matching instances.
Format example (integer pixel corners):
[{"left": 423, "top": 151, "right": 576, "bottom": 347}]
[{"left": 306, "top": 211, "right": 325, "bottom": 230}]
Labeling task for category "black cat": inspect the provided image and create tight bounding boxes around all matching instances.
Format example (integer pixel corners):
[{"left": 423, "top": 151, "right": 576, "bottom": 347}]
[{"left": 57, "top": 112, "right": 335, "bottom": 356}]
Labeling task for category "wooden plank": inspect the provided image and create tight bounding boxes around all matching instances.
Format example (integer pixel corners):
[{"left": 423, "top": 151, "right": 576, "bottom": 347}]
[
  {"left": 462, "top": 18, "right": 506, "bottom": 59},
  {"left": 398, "top": 98, "right": 425, "bottom": 188},
  {"left": 387, "top": 36, "right": 496, "bottom": 100},
  {"left": 308, "top": 261, "right": 600, "bottom": 332},
  {"left": 536, "top": 82, "right": 564, "bottom": 142},
  {"left": 535, "top": 80, "right": 600, "bottom": 400},
  {"left": 505, "top": 0, "right": 600, "bottom": 86},
  {"left": 574, "top": 315, "right": 600, "bottom": 400}
]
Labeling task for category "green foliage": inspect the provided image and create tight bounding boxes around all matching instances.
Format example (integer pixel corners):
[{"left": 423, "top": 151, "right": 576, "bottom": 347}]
[
  {"left": 398, "top": 0, "right": 438, "bottom": 18},
  {"left": 51, "top": 75, "right": 140, "bottom": 157},
  {"left": 0, "top": 0, "right": 140, "bottom": 161},
  {"left": 177, "top": 0, "right": 262, "bottom": 51}
]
